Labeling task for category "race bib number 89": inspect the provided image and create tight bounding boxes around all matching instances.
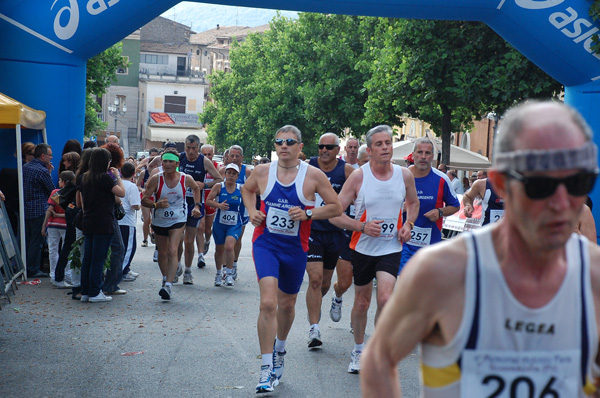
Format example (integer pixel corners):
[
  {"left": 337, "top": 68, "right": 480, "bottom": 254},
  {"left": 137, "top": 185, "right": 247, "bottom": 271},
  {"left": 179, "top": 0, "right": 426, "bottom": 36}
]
[
  {"left": 461, "top": 349, "right": 579, "bottom": 398},
  {"left": 267, "top": 207, "right": 300, "bottom": 236}
]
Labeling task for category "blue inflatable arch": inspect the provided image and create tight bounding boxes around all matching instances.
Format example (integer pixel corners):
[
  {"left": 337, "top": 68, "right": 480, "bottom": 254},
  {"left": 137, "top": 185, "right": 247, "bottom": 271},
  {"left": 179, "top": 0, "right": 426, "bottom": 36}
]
[{"left": 1, "top": 0, "right": 600, "bottom": 232}]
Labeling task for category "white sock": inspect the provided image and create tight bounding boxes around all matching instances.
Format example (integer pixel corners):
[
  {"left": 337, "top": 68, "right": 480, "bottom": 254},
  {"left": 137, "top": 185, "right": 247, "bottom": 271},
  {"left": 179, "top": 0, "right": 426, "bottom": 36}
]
[
  {"left": 274, "top": 338, "right": 286, "bottom": 353},
  {"left": 162, "top": 276, "right": 167, "bottom": 282},
  {"left": 165, "top": 282, "right": 172, "bottom": 288},
  {"left": 334, "top": 294, "right": 342, "bottom": 302},
  {"left": 185, "top": 266, "right": 191, "bottom": 273},
  {"left": 216, "top": 270, "right": 222, "bottom": 275},
  {"left": 354, "top": 343, "right": 364, "bottom": 352},
  {"left": 233, "top": 261, "right": 238, "bottom": 268},
  {"left": 226, "top": 268, "right": 233, "bottom": 275},
  {"left": 262, "top": 353, "right": 273, "bottom": 368},
  {"left": 310, "top": 323, "right": 320, "bottom": 330}
]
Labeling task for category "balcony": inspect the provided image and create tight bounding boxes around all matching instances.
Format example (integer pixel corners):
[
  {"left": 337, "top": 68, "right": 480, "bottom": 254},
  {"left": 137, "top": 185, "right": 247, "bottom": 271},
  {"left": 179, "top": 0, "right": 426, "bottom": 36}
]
[{"left": 139, "top": 73, "right": 207, "bottom": 85}]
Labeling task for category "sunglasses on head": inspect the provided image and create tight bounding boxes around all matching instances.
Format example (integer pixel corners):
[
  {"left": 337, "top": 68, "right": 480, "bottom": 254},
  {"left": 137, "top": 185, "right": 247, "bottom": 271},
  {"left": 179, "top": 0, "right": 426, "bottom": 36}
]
[
  {"left": 274, "top": 138, "right": 299, "bottom": 146},
  {"left": 506, "top": 170, "right": 597, "bottom": 200},
  {"left": 318, "top": 144, "right": 338, "bottom": 150}
]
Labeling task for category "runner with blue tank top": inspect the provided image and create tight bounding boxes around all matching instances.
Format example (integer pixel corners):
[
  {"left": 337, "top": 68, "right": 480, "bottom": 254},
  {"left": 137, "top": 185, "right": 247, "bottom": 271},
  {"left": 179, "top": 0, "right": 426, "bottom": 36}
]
[
  {"left": 305, "top": 132, "right": 356, "bottom": 349},
  {"left": 400, "top": 138, "right": 460, "bottom": 272},
  {"left": 462, "top": 177, "right": 505, "bottom": 225},
  {"left": 227, "top": 145, "right": 251, "bottom": 281},
  {"left": 177, "top": 135, "right": 222, "bottom": 285},
  {"left": 206, "top": 163, "right": 245, "bottom": 287},
  {"left": 241, "top": 125, "right": 342, "bottom": 394}
]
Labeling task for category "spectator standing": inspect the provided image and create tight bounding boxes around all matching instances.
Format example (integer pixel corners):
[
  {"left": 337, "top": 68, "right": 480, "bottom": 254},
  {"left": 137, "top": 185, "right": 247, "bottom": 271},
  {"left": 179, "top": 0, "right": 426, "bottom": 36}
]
[
  {"left": 23, "top": 143, "right": 55, "bottom": 277},
  {"left": 447, "top": 170, "right": 464, "bottom": 195},
  {"left": 118, "top": 162, "right": 141, "bottom": 282}
]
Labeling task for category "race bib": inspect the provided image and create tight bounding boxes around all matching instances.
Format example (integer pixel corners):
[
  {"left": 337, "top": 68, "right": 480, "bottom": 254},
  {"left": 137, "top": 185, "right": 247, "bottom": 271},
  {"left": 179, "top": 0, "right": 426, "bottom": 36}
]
[
  {"left": 185, "top": 186, "right": 194, "bottom": 197},
  {"left": 219, "top": 210, "right": 238, "bottom": 226},
  {"left": 267, "top": 207, "right": 300, "bottom": 236},
  {"left": 349, "top": 204, "right": 356, "bottom": 217},
  {"left": 490, "top": 209, "right": 505, "bottom": 224},
  {"left": 461, "top": 349, "right": 579, "bottom": 398},
  {"left": 370, "top": 216, "right": 396, "bottom": 240},
  {"left": 408, "top": 225, "right": 432, "bottom": 247},
  {"left": 314, "top": 193, "right": 326, "bottom": 208}
]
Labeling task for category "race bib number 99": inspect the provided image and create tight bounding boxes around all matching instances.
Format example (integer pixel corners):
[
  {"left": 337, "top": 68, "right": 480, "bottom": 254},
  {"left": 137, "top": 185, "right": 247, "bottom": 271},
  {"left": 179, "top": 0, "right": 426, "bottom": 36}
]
[
  {"left": 267, "top": 207, "right": 300, "bottom": 236},
  {"left": 370, "top": 216, "right": 397, "bottom": 240},
  {"left": 461, "top": 349, "right": 579, "bottom": 398}
]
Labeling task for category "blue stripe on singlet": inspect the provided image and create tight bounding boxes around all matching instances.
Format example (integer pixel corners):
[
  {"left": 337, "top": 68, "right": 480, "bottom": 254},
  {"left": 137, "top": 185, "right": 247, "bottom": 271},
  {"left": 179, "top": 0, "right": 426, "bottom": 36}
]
[
  {"left": 579, "top": 237, "right": 589, "bottom": 388},
  {"left": 458, "top": 234, "right": 482, "bottom": 369}
]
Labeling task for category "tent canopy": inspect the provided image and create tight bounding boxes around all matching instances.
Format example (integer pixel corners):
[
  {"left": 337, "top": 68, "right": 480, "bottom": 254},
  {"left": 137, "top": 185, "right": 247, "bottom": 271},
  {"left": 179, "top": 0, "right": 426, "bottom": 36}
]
[
  {"left": 392, "top": 140, "right": 491, "bottom": 171},
  {"left": 146, "top": 126, "right": 207, "bottom": 143},
  {"left": 0, "top": 92, "right": 46, "bottom": 130}
]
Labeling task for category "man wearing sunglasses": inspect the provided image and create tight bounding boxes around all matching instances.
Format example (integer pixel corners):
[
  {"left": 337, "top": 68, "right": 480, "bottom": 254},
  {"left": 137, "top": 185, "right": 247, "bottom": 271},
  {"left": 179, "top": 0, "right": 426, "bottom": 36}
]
[
  {"left": 305, "top": 132, "right": 356, "bottom": 349},
  {"left": 361, "top": 100, "right": 600, "bottom": 397},
  {"left": 241, "top": 125, "right": 342, "bottom": 394}
]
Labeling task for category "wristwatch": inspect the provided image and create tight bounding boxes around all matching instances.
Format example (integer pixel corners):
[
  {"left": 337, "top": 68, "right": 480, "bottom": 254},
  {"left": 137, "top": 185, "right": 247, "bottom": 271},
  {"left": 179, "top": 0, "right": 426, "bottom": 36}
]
[
  {"left": 305, "top": 209, "right": 313, "bottom": 220},
  {"left": 195, "top": 202, "right": 202, "bottom": 207},
  {"left": 437, "top": 208, "right": 444, "bottom": 219}
]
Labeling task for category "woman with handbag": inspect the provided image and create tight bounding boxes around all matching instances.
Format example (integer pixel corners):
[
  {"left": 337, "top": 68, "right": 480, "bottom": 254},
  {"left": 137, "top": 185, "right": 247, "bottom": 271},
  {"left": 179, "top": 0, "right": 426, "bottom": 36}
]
[{"left": 77, "top": 148, "right": 125, "bottom": 303}]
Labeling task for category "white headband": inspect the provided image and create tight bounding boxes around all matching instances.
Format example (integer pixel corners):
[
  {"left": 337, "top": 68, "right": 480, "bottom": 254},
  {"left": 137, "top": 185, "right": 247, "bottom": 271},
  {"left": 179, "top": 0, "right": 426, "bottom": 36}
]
[{"left": 494, "top": 142, "right": 598, "bottom": 172}]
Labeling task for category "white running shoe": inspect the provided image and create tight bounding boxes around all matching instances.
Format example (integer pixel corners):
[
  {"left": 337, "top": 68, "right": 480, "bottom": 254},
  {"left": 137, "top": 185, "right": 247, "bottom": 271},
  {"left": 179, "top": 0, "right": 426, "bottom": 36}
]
[
  {"left": 256, "top": 365, "right": 278, "bottom": 393},
  {"left": 347, "top": 349, "right": 361, "bottom": 374},
  {"left": 214, "top": 273, "right": 223, "bottom": 287},
  {"left": 159, "top": 284, "right": 172, "bottom": 300},
  {"left": 225, "top": 274, "right": 234, "bottom": 286},
  {"left": 308, "top": 325, "right": 322, "bottom": 348},
  {"left": 183, "top": 271, "right": 193, "bottom": 285},
  {"left": 89, "top": 291, "right": 112, "bottom": 303},
  {"left": 330, "top": 296, "right": 342, "bottom": 322}
]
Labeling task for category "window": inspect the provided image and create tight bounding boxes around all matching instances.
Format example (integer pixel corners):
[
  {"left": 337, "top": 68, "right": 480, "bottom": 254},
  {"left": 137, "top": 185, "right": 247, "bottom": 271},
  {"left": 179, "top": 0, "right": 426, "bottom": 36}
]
[
  {"left": 196, "top": 49, "right": 200, "bottom": 55},
  {"left": 164, "top": 96, "right": 186, "bottom": 113},
  {"left": 117, "top": 56, "right": 129, "bottom": 75},
  {"left": 141, "top": 54, "right": 168, "bottom": 64}
]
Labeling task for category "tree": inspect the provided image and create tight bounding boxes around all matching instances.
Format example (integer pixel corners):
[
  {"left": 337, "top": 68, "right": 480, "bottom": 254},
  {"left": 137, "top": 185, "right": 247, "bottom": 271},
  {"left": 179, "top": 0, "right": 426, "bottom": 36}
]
[
  {"left": 362, "top": 19, "right": 563, "bottom": 164},
  {"left": 85, "top": 43, "right": 126, "bottom": 137},
  {"left": 201, "top": 14, "right": 374, "bottom": 157}
]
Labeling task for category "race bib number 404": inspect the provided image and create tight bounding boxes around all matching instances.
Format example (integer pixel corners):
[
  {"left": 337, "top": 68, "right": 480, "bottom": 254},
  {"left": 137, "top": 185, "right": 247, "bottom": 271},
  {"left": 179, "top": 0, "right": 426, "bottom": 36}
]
[
  {"left": 219, "top": 210, "right": 238, "bottom": 226},
  {"left": 267, "top": 207, "right": 300, "bottom": 236},
  {"left": 461, "top": 349, "right": 579, "bottom": 398}
]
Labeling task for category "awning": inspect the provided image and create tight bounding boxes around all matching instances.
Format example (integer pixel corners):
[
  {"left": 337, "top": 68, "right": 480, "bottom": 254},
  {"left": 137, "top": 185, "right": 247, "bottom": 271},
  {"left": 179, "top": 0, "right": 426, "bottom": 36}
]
[
  {"left": 0, "top": 92, "right": 46, "bottom": 130},
  {"left": 392, "top": 140, "right": 491, "bottom": 171},
  {"left": 146, "top": 126, "right": 207, "bottom": 143}
]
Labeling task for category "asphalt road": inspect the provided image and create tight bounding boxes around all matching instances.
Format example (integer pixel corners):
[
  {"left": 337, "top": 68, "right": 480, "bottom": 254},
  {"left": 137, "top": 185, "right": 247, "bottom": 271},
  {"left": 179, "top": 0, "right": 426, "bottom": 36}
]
[{"left": 0, "top": 219, "right": 421, "bottom": 398}]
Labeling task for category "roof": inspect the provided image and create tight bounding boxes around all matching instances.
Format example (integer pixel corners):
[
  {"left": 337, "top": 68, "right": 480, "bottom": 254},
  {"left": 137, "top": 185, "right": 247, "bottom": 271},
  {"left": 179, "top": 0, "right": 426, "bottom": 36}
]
[
  {"left": 0, "top": 92, "right": 46, "bottom": 130},
  {"left": 190, "top": 24, "right": 270, "bottom": 46}
]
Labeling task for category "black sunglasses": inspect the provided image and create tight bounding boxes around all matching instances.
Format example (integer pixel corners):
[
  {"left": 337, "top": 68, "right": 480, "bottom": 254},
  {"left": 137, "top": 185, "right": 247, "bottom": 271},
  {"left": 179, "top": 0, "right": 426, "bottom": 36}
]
[
  {"left": 506, "top": 170, "right": 597, "bottom": 200},
  {"left": 274, "top": 138, "right": 299, "bottom": 146},
  {"left": 318, "top": 144, "right": 338, "bottom": 150}
]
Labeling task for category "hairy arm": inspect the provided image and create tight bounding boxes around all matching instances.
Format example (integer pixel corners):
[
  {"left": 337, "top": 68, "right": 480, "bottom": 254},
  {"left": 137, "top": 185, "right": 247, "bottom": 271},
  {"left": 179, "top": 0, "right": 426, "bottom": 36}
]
[
  {"left": 204, "top": 157, "right": 223, "bottom": 188},
  {"left": 462, "top": 179, "right": 485, "bottom": 217}
]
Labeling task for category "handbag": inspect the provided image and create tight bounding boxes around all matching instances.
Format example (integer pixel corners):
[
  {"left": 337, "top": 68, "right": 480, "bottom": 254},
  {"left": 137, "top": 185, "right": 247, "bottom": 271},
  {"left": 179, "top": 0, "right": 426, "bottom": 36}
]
[{"left": 114, "top": 203, "right": 126, "bottom": 220}]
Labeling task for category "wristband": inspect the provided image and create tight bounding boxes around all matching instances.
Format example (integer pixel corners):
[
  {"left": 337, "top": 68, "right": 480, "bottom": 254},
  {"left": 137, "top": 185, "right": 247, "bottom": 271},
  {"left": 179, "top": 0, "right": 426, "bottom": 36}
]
[
  {"left": 437, "top": 208, "right": 443, "bottom": 219},
  {"left": 407, "top": 220, "right": 414, "bottom": 229},
  {"left": 153, "top": 202, "right": 157, "bottom": 209},
  {"left": 361, "top": 221, "right": 367, "bottom": 233}
]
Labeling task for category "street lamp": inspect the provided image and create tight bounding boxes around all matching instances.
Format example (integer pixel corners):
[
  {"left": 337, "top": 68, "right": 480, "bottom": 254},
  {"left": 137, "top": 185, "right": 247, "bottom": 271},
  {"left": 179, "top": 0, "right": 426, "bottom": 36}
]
[
  {"left": 487, "top": 111, "right": 500, "bottom": 158},
  {"left": 107, "top": 97, "right": 127, "bottom": 140}
]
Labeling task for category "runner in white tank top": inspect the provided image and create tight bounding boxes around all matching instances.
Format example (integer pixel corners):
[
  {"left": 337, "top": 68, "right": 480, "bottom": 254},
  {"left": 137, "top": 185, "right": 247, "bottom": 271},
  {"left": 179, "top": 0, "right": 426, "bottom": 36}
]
[{"left": 360, "top": 101, "right": 600, "bottom": 398}]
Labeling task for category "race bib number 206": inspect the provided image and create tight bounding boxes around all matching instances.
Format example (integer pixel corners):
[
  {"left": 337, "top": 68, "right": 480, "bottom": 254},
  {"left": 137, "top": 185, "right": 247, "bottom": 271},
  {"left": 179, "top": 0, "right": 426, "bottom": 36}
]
[{"left": 461, "top": 349, "right": 579, "bottom": 398}]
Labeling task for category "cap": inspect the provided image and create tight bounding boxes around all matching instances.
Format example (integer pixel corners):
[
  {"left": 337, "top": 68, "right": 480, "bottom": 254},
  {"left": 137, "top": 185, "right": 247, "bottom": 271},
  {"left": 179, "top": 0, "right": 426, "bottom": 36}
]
[
  {"left": 164, "top": 142, "right": 177, "bottom": 149},
  {"left": 225, "top": 163, "right": 240, "bottom": 173},
  {"left": 404, "top": 153, "right": 414, "bottom": 162}
]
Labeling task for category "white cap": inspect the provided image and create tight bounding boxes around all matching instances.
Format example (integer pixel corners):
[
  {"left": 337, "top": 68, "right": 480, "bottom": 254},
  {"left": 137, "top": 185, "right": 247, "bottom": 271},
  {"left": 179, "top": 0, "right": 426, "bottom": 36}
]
[{"left": 225, "top": 163, "right": 240, "bottom": 173}]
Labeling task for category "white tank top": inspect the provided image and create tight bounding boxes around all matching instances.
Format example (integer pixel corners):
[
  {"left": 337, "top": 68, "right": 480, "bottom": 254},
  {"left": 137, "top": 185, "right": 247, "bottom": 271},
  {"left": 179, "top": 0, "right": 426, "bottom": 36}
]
[
  {"left": 152, "top": 172, "right": 188, "bottom": 227},
  {"left": 349, "top": 162, "right": 406, "bottom": 256},
  {"left": 421, "top": 227, "right": 600, "bottom": 397}
]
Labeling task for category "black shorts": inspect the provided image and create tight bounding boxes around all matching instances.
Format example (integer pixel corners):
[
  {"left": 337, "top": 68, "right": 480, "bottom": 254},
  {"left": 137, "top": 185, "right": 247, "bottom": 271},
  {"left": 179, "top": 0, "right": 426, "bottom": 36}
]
[
  {"left": 351, "top": 250, "right": 401, "bottom": 286},
  {"left": 152, "top": 222, "right": 185, "bottom": 236},
  {"left": 307, "top": 229, "right": 345, "bottom": 270},
  {"left": 338, "top": 230, "right": 352, "bottom": 262}
]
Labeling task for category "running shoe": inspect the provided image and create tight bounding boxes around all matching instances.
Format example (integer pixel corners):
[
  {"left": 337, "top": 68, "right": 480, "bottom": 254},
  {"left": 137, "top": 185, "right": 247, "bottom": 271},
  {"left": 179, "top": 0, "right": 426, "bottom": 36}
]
[
  {"left": 330, "top": 296, "right": 343, "bottom": 322},
  {"left": 141, "top": 240, "right": 148, "bottom": 247},
  {"left": 159, "top": 285, "right": 172, "bottom": 300},
  {"left": 183, "top": 271, "right": 193, "bottom": 285},
  {"left": 308, "top": 325, "right": 322, "bottom": 348},
  {"left": 52, "top": 280, "right": 72, "bottom": 289},
  {"left": 256, "top": 365, "right": 278, "bottom": 394},
  {"left": 347, "top": 350, "right": 361, "bottom": 374},
  {"left": 128, "top": 270, "right": 139, "bottom": 277},
  {"left": 173, "top": 263, "right": 183, "bottom": 284},
  {"left": 153, "top": 250, "right": 158, "bottom": 262},
  {"left": 89, "top": 291, "right": 112, "bottom": 303},
  {"left": 197, "top": 253, "right": 206, "bottom": 268},
  {"left": 150, "top": 232, "right": 155, "bottom": 245},
  {"left": 225, "top": 274, "right": 234, "bottom": 286},
  {"left": 203, "top": 241, "right": 210, "bottom": 255},
  {"left": 232, "top": 265, "right": 238, "bottom": 281},
  {"left": 273, "top": 350, "right": 286, "bottom": 380},
  {"left": 122, "top": 273, "right": 137, "bottom": 282},
  {"left": 214, "top": 273, "right": 223, "bottom": 287}
]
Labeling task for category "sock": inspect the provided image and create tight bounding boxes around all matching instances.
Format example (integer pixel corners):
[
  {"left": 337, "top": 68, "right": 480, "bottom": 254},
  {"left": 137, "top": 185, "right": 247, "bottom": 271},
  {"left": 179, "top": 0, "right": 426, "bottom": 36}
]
[
  {"left": 274, "top": 338, "right": 286, "bottom": 353},
  {"left": 226, "top": 268, "right": 232, "bottom": 275},
  {"left": 334, "top": 294, "right": 342, "bottom": 302},
  {"left": 185, "top": 266, "right": 191, "bottom": 273},
  {"left": 233, "top": 261, "right": 238, "bottom": 268},
  {"left": 162, "top": 276, "right": 167, "bottom": 282},
  {"left": 216, "top": 270, "right": 222, "bottom": 275},
  {"left": 262, "top": 353, "right": 273, "bottom": 368},
  {"left": 310, "top": 323, "right": 320, "bottom": 330},
  {"left": 354, "top": 343, "right": 365, "bottom": 352},
  {"left": 198, "top": 253, "right": 204, "bottom": 259},
  {"left": 165, "top": 282, "right": 172, "bottom": 288}
]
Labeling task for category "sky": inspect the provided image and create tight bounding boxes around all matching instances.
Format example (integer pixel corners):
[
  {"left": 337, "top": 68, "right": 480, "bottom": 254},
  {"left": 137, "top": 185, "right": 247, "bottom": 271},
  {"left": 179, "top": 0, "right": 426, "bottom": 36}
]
[{"left": 161, "top": 2, "right": 299, "bottom": 32}]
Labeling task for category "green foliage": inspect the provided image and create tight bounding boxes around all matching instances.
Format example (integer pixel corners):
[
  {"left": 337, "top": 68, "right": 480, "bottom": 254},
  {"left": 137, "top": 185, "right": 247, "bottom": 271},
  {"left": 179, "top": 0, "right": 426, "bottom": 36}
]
[
  {"left": 200, "top": 14, "right": 374, "bottom": 158},
  {"left": 362, "top": 19, "right": 562, "bottom": 163},
  {"left": 85, "top": 43, "right": 127, "bottom": 137},
  {"left": 68, "top": 235, "right": 111, "bottom": 270},
  {"left": 590, "top": 0, "right": 600, "bottom": 53}
]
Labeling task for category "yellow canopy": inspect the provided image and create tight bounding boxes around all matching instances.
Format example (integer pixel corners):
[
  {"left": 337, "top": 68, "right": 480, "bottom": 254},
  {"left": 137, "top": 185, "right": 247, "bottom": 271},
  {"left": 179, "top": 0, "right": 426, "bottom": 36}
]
[{"left": 0, "top": 92, "right": 46, "bottom": 130}]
